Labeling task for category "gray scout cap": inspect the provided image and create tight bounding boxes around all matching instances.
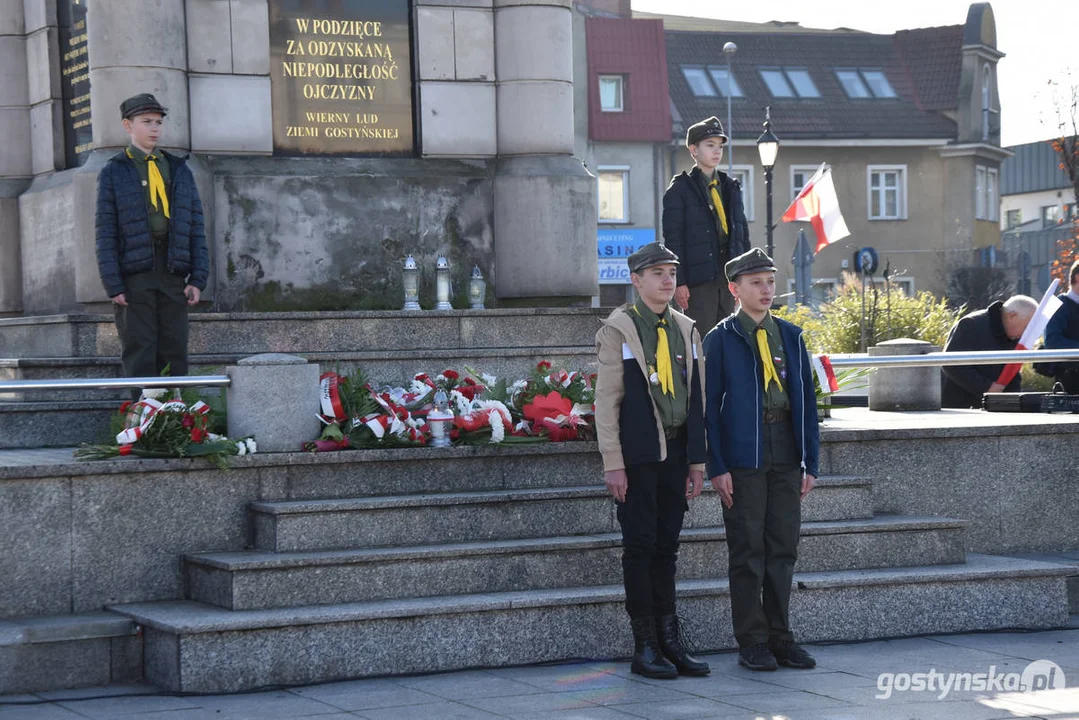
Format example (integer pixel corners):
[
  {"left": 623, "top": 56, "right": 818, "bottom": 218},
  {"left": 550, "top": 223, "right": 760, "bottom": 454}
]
[
  {"left": 725, "top": 247, "right": 777, "bottom": 282},
  {"left": 627, "top": 242, "right": 680, "bottom": 274},
  {"left": 686, "top": 116, "right": 728, "bottom": 147},
  {"left": 120, "top": 93, "right": 167, "bottom": 120}
]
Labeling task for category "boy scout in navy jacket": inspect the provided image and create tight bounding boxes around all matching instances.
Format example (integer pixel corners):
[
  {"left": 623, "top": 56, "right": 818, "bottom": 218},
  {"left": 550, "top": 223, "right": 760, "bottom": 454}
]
[
  {"left": 95, "top": 93, "right": 208, "bottom": 395},
  {"left": 595, "top": 242, "right": 709, "bottom": 679},
  {"left": 703, "top": 248, "right": 820, "bottom": 672}
]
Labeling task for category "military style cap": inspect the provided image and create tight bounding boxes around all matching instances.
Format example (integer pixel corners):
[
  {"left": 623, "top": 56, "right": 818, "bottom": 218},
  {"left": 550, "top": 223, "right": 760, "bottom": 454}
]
[
  {"left": 628, "top": 242, "right": 680, "bottom": 274},
  {"left": 725, "top": 247, "right": 777, "bottom": 282},
  {"left": 120, "top": 93, "right": 167, "bottom": 120},
  {"left": 686, "top": 116, "right": 728, "bottom": 147}
]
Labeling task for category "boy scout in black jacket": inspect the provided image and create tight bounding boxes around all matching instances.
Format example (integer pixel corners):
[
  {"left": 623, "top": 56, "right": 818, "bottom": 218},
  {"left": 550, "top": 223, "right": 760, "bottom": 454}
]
[
  {"left": 595, "top": 242, "right": 709, "bottom": 679},
  {"left": 663, "top": 117, "right": 750, "bottom": 334}
]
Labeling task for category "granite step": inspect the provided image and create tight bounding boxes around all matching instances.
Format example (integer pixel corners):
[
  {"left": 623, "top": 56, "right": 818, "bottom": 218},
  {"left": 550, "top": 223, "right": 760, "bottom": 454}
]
[
  {"left": 0, "top": 611, "right": 141, "bottom": 694},
  {"left": 0, "top": 345, "right": 596, "bottom": 402},
  {"left": 111, "top": 554, "right": 1074, "bottom": 693},
  {"left": 250, "top": 477, "right": 874, "bottom": 552},
  {"left": 0, "top": 401, "right": 120, "bottom": 449},
  {"left": 0, "top": 309, "right": 606, "bottom": 359},
  {"left": 186, "top": 515, "right": 966, "bottom": 610}
]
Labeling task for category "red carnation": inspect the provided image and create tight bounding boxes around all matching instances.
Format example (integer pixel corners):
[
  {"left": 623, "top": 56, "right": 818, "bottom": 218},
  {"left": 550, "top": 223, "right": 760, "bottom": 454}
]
[
  {"left": 442, "top": 369, "right": 459, "bottom": 380},
  {"left": 537, "top": 361, "right": 552, "bottom": 372},
  {"left": 414, "top": 373, "right": 430, "bottom": 382},
  {"left": 182, "top": 414, "right": 195, "bottom": 429},
  {"left": 463, "top": 377, "right": 477, "bottom": 386},
  {"left": 190, "top": 427, "right": 206, "bottom": 443},
  {"left": 119, "top": 401, "right": 132, "bottom": 414},
  {"left": 118, "top": 445, "right": 133, "bottom": 456}
]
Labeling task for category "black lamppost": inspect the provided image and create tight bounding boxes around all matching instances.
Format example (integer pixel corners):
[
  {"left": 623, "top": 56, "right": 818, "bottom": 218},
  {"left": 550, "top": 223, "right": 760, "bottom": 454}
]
[{"left": 756, "top": 106, "right": 780, "bottom": 259}]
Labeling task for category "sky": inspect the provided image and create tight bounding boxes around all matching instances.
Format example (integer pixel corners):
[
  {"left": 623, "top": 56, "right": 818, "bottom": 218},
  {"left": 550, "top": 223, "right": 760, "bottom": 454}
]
[{"left": 630, "top": 0, "right": 1077, "bottom": 147}]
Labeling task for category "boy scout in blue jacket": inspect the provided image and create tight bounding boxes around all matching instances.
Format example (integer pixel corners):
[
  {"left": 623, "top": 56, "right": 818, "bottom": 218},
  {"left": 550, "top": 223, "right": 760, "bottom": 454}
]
[
  {"left": 703, "top": 248, "right": 820, "bottom": 671},
  {"left": 595, "top": 242, "right": 709, "bottom": 679},
  {"left": 95, "top": 93, "right": 208, "bottom": 395}
]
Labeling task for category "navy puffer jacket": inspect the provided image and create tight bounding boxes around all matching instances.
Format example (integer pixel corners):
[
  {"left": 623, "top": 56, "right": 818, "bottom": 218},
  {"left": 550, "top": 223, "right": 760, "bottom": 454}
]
[
  {"left": 95, "top": 150, "right": 209, "bottom": 298},
  {"left": 662, "top": 167, "right": 750, "bottom": 288}
]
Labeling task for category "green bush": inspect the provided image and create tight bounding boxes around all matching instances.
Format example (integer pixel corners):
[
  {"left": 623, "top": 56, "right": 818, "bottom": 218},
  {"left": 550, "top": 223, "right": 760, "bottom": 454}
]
[{"left": 774, "top": 273, "right": 965, "bottom": 354}]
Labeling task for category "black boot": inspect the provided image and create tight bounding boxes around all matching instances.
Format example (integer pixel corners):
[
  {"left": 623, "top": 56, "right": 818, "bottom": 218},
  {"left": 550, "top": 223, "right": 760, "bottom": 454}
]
[
  {"left": 655, "top": 614, "right": 710, "bottom": 676},
  {"left": 629, "top": 617, "right": 678, "bottom": 679}
]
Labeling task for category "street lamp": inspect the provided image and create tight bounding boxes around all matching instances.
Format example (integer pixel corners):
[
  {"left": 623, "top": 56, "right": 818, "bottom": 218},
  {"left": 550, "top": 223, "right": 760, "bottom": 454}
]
[
  {"left": 722, "top": 42, "right": 737, "bottom": 173},
  {"left": 756, "top": 106, "right": 780, "bottom": 259}
]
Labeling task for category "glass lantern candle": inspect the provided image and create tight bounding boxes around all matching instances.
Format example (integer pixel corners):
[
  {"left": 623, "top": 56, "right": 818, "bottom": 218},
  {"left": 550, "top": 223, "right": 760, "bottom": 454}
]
[
  {"left": 402, "top": 255, "right": 420, "bottom": 310},
  {"left": 468, "top": 265, "right": 486, "bottom": 309},
  {"left": 435, "top": 254, "right": 452, "bottom": 310}
]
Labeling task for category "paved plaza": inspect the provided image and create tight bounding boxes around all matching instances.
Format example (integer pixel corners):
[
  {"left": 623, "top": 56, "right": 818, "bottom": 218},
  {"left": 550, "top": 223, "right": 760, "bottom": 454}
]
[{"left": 2, "top": 619, "right": 1076, "bottom": 720}]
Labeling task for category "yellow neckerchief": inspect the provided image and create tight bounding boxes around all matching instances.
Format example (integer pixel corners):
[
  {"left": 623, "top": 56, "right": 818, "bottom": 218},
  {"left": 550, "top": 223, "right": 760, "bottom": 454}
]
[
  {"left": 126, "top": 148, "right": 170, "bottom": 218},
  {"left": 756, "top": 324, "right": 783, "bottom": 392},
  {"left": 633, "top": 304, "right": 674, "bottom": 397},
  {"left": 707, "top": 174, "right": 729, "bottom": 235}
]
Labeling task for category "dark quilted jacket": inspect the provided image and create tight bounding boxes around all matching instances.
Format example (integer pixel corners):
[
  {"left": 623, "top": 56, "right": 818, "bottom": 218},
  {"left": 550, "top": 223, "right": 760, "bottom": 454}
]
[
  {"left": 662, "top": 167, "right": 750, "bottom": 288},
  {"left": 95, "top": 150, "right": 209, "bottom": 298}
]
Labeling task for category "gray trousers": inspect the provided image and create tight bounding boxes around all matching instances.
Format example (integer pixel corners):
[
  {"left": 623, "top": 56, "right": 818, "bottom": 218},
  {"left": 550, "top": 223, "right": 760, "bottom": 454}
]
[
  {"left": 686, "top": 280, "right": 736, "bottom": 335},
  {"left": 722, "top": 421, "right": 803, "bottom": 649}
]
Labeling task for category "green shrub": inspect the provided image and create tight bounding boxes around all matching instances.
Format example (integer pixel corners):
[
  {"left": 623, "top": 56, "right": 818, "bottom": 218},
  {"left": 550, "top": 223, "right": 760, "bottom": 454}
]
[{"left": 774, "top": 273, "right": 965, "bottom": 354}]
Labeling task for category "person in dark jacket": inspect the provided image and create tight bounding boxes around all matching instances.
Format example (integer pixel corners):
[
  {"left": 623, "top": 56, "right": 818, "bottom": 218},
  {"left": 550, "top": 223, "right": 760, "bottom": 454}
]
[
  {"left": 662, "top": 116, "right": 750, "bottom": 334},
  {"left": 940, "top": 295, "right": 1037, "bottom": 408},
  {"left": 1042, "top": 260, "right": 1079, "bottom": 393},
  {"left": 703, "top": 248, "right": 819, "bottom": 672},
  {"left": 595, "top": 242, "right": 709, "bottom": 680},
  {"left": 96, "top": 93, "right": 209, "bottom": 395}
]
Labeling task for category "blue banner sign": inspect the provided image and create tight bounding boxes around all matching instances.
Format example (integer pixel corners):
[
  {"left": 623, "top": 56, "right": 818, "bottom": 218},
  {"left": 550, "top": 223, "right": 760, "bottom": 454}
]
[{"left": 598, "top": 228, "right": 655, "bottom": 258}]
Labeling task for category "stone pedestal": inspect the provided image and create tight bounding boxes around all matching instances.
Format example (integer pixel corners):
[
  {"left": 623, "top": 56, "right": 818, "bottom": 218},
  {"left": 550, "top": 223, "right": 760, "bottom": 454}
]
[
  {"left": 869, "top": 338, "right": 941, "bottom": 411},
  {"left": 226, "top": 353, "right": 320, "bottom": 452}
]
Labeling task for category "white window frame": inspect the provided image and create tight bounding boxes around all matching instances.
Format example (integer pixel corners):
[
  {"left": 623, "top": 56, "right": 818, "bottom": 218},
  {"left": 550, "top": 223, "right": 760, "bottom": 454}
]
[
  {"left": 707, "top": 66, "right": 743, "bottom": 98},
  {"left": 867, "top": 165, "right": 907, "bottom": 220},
  {"left": 784, "top": 68, "right": 820, "bottom": 98},
  {"left": 987, "top": 168, "right": 998, "bottom": 222},
  {"left": 726, "top": 165, "right": 755, "bottom": 222},
  {"left": 835, "top": 69, "right": 871, "bottom": 98},
  {"left": 975, "top": 166, "right": 987, "bottom": 220},
  {"left": 861, "top": 70, "right": 896, "bottom": 98},
  {"left": 759, "top": 68, "right": 795, "bottom": 98},
  {"left": 681, "top": 66, "right": 716, "bottom": 97},
  {"left": 790, "top": 164, "right": 821, "bottom": 202},
  {"left": 598, "top": 75, "right": 623, "bottom": 113},
  {"left": 597, "top": 165, "right": 630, "bottom": 224}
]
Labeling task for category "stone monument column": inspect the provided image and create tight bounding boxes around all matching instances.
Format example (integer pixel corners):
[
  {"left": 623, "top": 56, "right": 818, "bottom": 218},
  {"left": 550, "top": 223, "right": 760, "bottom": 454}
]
[
  {"left": 0, "top": 0, "right": 31, "bottom": 315},
  {"left": 492, "top": 0, "right": 597, "bottom": 303},
  {"left": 73, "top": 0, "right": 191, "bottom": 305}
]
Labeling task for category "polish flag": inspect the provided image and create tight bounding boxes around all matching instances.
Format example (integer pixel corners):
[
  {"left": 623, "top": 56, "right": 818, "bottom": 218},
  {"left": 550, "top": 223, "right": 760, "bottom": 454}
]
[
  {"left": 994, "top": 279, "right": 1063, "bottom": 387},
  {"left": 781, "top": 163, "right": 850, "bottom": 253}
]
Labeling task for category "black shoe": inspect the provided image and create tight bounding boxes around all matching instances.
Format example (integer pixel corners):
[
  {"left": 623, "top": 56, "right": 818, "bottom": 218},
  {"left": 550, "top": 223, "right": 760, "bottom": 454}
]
[
  {"left": 629, "top": 617, "right": 678, "bottom": 679},
  {"left": 738, "top": 642, "right": 778, "bottom": 671},
  {"left": 655, "top": 614, "right": 710, "bottom": 676},
  {"left": 770, "top": 640, "right": 817, "bottom": 669}
]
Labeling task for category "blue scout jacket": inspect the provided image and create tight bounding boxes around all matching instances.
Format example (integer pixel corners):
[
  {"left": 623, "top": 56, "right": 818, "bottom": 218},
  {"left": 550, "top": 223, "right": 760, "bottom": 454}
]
[{"left": 702, "top": 313, "right": 820, "bottom": 478}]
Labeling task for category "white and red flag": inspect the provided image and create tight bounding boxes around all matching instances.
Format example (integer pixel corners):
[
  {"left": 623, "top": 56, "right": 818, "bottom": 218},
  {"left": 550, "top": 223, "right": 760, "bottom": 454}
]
[
  {"left": 781, "top": 163, "right": 850, "bottom": 253},
  {"left": 994, "top": 279, "right": 1063, "bottom": 387}
]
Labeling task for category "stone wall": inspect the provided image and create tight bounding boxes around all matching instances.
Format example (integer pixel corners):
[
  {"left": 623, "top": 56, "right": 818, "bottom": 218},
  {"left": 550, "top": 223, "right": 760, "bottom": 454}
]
[{"left": 208, "top": 156, "right": 494, "bottom": 311}]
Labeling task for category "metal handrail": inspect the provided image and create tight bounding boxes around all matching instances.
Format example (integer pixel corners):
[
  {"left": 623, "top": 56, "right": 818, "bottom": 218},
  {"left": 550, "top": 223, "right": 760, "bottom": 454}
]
[
  {"left": 826, "top": 348, "right": 1079, "bottom": 369},
  {"left": 0, "top": 375, "right": 230, "bottom": 392},
  {"left": 1, "top": 350, "right": 1078, "bottom": 394}
]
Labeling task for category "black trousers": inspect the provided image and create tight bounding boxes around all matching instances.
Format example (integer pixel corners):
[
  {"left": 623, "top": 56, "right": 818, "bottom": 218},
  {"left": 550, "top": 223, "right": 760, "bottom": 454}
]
[
  {"left": 617, "top": 430, "right": 689, "bottom": 619},
  {"left": 114, "top": 247, "right": 189, "bottom": 399},
  {"left": 722, "top": 421, "right": 802, "bottom": 648}
]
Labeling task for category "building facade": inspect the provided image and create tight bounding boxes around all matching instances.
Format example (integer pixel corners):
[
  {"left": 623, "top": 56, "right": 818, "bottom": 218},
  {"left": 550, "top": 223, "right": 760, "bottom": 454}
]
[{"left": 576, "top": 2, "right": 1008, "bottom": 304}]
